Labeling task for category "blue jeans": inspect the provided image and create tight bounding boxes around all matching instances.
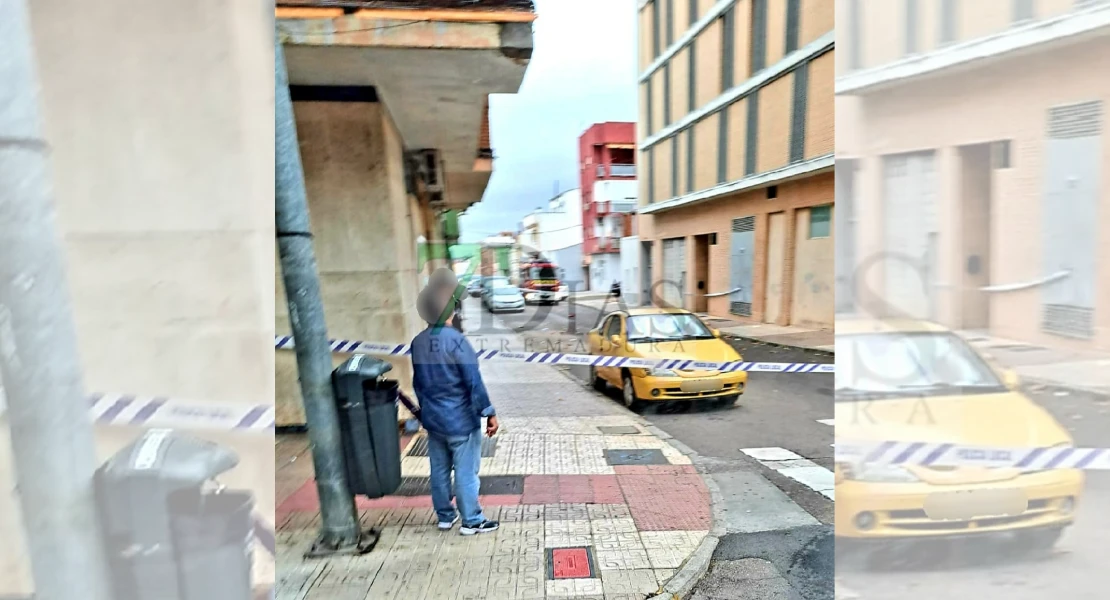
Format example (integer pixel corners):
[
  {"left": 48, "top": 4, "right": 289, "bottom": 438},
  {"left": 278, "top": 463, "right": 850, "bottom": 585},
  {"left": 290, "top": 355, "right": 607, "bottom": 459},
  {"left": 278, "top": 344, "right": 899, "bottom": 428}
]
[{"left": 427, "top": 429, "right": 486, "bottom": 526}]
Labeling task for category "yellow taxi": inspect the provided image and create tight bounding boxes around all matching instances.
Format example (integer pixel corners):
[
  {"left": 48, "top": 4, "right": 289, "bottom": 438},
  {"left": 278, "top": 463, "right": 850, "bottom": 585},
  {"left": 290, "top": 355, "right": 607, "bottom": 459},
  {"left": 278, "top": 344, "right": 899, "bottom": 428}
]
[
  {"left": 586, "top": 307, "right": 747, "bottom": 412},
  {"left": 834, "top": 317, "right": 1082, "bottom": 551}
]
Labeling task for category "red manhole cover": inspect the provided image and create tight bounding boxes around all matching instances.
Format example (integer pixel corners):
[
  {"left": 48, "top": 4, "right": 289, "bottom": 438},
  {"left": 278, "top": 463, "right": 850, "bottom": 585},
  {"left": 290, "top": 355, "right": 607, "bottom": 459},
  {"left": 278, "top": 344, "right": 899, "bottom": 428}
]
[{"left": 551, "top": 547, "right": 593, "bottom": 579}]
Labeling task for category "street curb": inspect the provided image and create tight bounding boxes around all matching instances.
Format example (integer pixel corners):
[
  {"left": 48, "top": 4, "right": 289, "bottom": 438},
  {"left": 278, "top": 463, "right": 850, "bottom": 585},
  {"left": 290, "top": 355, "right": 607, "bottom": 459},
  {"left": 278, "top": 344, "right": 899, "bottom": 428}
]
[
  {"left": 721, "top": 333, "right": 835, "bottom": 357},
  {"left": 1022, "top": 377, "right": 1110, "bottom": 399},
  {"left": 639, "top": 422, "right": 727, "bottom": 600}
]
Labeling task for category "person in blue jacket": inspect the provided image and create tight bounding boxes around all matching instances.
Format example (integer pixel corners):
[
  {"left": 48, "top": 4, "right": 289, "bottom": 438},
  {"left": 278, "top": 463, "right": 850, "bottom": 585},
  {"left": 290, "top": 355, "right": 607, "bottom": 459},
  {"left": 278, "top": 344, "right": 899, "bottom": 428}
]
[{"left": 410, "top": 268, "right": 500, "bottom": 535}]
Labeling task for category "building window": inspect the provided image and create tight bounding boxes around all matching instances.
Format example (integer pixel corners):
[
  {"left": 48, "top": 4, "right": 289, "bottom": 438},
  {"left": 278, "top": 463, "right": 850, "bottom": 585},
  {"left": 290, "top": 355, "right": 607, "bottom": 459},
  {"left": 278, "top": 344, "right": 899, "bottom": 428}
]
[
  {"left": 709, "top": 233, "right": 718, "bottom": 245},
  {"left": 848, "top": 0, "right": 863, "bottom": 70},
  {"left": 721, "top": 7, "right": 736, "bottom": 90},
  {"left": 939, "top": 0, "right": 958, "bottom": 46},
  {"left": 663, "top": 64, "right": 672, "bottom": 126},
  {"left": 767, "top": 185, "right": 778, "bottom": 199},
  {"left": 666, "top": 0, "right": 675, "bottom": 48},
  {"left": 751, "top": 0, "right": 768, "bottom": 73},
  {"left": 672, "top": 136, "right": 680, "bottom": 198},
  {"left": 991, "top": 140, "right": 1012, "bottom": 169},
  {"left": 645, "top": 79, "right": 654, "bottom": 135},
  {"left": 689, "top": 35, "right": 697, "bottom": 113},
  {"left": 652, "top": 0, "right": 661, "bottom": 58},
  {"left": 905, "top": 0, "right": 919, "bottom": 55},
  {"left": 689, "top": 0, "right": 699, "bottom": 27},
  {"left": 687, "top": 124, "right": 696, "bottom": 193},
  {"left": 718, "top": 109, "right": 729, "bottom": 184},
  {"left": 647, "top": 148, "right": 655, "bottom": 204},
  {"left": 1012, "top": 0, "right": 1034, "bottom": 22},
  {"left": 809, "top": 205, "right": 832, "bottom": 238},
  {"left": 745, "top": 91, "right": 759, "bottom": 176},
  {"left": 789, "top": 62, "right": 809, "bottom": 163},
  {"left": 785, "top": 0, "right": 801, "bottom": 54}
]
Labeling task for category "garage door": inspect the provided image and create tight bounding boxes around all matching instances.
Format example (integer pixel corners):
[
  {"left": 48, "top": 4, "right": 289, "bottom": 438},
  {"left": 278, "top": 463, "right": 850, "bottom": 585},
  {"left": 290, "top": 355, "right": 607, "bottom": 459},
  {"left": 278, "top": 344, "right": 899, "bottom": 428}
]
[
  {"left": 661, "top": 238, "right": 686, "bottom": 309},
  {"left": 1042, "top": 101, "right": 1101, "bottom": 338},
  {"left": 883, "top": 151, "right": 937, "bottom": 320}
]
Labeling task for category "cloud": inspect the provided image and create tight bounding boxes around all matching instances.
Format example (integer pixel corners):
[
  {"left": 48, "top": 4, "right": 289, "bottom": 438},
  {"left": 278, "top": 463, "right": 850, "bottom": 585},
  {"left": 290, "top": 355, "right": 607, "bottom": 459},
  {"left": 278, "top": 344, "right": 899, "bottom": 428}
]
[{"left": 460, "top": 0, "right": 638, "bottom": 242}]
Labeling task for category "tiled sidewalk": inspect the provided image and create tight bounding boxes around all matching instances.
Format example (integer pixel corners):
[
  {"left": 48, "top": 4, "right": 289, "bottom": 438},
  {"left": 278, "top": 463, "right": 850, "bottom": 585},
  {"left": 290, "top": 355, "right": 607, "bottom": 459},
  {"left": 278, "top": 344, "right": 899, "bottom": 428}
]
[{"left": 276, "top": 306, "right": 713, "bottom": 600}]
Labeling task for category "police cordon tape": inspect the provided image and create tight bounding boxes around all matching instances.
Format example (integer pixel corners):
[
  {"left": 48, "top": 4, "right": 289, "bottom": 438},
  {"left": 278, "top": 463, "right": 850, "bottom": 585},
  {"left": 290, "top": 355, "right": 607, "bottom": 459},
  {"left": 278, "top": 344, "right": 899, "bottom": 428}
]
[
  {"left": 835, "top": 441, "right": 1110, "bottom": 471},
  {"left": 87, "top": 392, "right": 274, "bottom": 433},
  {"left": 274, "top": 335, "right": 836, "bottom": 373}
]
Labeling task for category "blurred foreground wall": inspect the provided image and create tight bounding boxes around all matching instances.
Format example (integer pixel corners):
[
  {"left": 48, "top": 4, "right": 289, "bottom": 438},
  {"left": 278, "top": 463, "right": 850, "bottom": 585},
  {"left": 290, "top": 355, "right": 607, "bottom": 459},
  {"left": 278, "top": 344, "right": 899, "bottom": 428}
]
[{"left": 0, "top": 0, "right": 276, "bottom": 593}]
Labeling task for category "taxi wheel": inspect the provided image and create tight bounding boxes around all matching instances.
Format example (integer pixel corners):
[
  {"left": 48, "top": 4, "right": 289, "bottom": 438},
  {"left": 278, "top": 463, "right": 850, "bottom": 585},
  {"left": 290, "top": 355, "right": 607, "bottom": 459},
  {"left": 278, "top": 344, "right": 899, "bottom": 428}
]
[
  {"left": 590, "top": 366, "right": 607, "bottom": 391},
  {"left": 622, "top": 374, "right": 646, "bottom": 413}
]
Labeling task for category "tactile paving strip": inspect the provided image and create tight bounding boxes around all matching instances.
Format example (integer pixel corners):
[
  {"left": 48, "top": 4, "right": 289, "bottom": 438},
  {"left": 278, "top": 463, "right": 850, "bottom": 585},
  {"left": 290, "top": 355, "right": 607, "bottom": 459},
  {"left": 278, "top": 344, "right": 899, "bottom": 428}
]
[
  {"left": 390, "top": 475, "right": 525, "bottom": 496},
  {"left": 597, "top": 425, "right": 641, "bottom": 435},
  {"left": 405, "top": 435, "right": 498, "bottom": 458}
]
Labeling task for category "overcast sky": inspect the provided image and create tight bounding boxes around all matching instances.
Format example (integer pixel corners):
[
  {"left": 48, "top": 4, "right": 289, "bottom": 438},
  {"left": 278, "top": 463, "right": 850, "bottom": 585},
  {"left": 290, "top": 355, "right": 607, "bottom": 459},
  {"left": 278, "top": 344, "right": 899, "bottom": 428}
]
[{"left": 459, "top": 0, "right": 638, "bottom": 242}]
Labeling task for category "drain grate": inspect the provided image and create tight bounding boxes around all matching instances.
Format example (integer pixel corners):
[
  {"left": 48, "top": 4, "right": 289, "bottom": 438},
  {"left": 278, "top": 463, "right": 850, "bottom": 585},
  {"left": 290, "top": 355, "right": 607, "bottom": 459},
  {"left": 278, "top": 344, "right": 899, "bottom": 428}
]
[
  {"left": 406, "top": 435, "right": 498, "bottom": 458},
  {"left": 390, "top": 475, "right": 525, "bottom": 497},
  {"left": 597, "top": 425, "right": 641, "bottom": 435},
  {"left": 603, "top": 449, "right": 668, "bottom": 466}
]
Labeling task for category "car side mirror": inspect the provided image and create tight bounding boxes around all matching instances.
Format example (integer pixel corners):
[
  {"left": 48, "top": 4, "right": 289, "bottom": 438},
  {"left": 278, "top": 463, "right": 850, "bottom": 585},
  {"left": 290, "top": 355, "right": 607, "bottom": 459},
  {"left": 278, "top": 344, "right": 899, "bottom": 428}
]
[
  {"left": 610, "top": 335, "right": 622, "bottom": 346},
  {"left": 1002, "top": 369, "right": 1020, "bottom": 390},
  {"left": 711, "top": 328, "right": 721, "bottom": 338}
]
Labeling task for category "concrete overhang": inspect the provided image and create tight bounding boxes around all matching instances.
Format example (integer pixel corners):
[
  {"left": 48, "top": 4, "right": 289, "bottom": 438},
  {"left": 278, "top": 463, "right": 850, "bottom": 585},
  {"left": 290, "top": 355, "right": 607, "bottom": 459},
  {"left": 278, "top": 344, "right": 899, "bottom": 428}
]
[
  {"left": 836, "top": 4, "right": 1110, "bottom": 96},
  {"left": 278, "top": 4, "right": 535, "bottom": 210}
]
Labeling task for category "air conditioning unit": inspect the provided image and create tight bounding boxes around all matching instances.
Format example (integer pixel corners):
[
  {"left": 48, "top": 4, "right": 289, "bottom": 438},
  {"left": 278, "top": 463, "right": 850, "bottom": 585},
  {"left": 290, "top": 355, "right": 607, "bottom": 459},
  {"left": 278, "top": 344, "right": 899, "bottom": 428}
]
[{"left": 406, "top": 149, "right": 447, "bottom": 208}]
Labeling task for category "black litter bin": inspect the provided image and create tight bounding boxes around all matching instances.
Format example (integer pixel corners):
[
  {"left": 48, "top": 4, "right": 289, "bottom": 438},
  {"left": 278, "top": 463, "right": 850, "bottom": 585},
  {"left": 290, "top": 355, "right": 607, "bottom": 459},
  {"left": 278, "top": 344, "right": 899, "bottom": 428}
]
[
  {"left": 169, "top": 488, "right": 254, "bottom": 600},
  {"left": 95, "top": 429, "right": 253, "bottom": 600},
  {"left": 332, "top": 354, "right": 403, "bottom": 499}
]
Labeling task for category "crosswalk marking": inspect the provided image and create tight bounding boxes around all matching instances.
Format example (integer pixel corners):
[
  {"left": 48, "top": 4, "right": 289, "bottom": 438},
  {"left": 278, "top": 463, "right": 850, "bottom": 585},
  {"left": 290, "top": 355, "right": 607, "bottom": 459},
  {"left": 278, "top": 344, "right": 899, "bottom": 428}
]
[{"left": 741, "top": 446, "right": 835, "bottom": 501}]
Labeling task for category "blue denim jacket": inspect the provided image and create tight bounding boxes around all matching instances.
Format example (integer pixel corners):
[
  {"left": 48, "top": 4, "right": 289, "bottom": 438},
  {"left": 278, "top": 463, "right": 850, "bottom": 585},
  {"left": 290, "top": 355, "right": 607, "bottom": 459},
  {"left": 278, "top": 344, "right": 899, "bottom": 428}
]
[{"left": 411, "top": 326, "right": 495, "bottom": 437}]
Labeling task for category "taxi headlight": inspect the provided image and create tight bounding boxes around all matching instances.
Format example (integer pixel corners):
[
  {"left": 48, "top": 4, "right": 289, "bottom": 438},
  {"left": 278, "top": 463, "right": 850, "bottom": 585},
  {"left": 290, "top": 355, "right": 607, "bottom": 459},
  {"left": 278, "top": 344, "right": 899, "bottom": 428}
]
[
  {"left": 649, "top": 368, "right": 678, "bottom": 377},
  {"left": 849, "top": 463, "right": 920, "bottom": 483}
]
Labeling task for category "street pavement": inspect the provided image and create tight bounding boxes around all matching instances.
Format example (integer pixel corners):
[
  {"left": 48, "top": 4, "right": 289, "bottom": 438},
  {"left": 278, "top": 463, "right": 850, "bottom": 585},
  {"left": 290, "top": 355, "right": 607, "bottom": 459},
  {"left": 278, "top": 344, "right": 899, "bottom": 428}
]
[
  {"left": 490, "top": 300, "right": 836, "bottom": 600},
  {"left": 276, "top": 299, "right": 714, "bottom": 600}
]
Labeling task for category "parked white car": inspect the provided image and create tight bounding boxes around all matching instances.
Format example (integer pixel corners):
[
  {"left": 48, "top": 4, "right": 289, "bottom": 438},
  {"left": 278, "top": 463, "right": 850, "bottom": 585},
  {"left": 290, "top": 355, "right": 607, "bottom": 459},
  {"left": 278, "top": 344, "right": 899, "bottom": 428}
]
[{"left": 484, "top": 285, "right": 526, "bottom": 313}]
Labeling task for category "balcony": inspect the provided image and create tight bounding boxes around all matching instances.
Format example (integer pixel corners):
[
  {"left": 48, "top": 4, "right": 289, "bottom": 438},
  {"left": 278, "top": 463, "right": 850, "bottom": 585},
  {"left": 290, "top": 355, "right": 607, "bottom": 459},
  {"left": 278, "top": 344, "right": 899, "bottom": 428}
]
[
  {"left": 594, "top": 236, "right": 621, "bottom": 252},
  {"left": 596, "top": 164, "right": 637, "bottom": 177}
]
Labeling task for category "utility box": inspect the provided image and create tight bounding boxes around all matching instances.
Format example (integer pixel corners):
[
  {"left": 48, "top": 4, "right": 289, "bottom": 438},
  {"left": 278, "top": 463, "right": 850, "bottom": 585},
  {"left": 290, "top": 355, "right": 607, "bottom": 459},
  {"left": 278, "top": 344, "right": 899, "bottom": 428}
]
[
  {"left": 96, "top": 429, "right": 253, "bottom": 600},
  {"left": 331, "top": 355, "right": 403, "bottom": 499}
]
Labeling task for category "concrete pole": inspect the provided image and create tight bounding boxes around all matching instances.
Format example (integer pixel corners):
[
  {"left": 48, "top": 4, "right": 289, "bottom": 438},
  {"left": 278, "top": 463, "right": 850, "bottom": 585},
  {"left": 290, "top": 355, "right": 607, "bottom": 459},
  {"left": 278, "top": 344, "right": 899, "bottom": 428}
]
[
  {"left": 0, "top": 2, "right": 112, "bottom": 598},
  {"left": 274, "top": 33, "right": 361, "bottom": 553}
]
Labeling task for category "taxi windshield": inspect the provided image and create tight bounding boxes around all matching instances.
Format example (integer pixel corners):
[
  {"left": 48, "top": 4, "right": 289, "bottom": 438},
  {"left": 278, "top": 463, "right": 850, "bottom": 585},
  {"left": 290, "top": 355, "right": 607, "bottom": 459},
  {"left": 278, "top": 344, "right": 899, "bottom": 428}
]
[
  {"left": 835, "top": 332, "right": 1005, "bottom": 400},
  {"left": 627, "top": 314, "right": 714, "bottom": 341}
]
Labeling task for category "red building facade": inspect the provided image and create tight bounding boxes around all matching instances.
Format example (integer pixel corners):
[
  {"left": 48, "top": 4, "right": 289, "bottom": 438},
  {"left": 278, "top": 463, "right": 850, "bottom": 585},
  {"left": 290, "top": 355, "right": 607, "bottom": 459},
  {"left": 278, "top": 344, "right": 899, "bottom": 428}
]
[{"left": 579, "top": 122, "right": 637, "bottom": 258}]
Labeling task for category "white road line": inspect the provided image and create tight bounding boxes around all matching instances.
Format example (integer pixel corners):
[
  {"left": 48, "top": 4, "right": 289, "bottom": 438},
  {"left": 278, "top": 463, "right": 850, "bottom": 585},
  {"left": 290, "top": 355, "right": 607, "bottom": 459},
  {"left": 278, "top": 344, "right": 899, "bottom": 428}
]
[
  {"left": 742, "top": 446, "right": 835, "bottom": 501},
  {"left": 817, "top": 419, "right": 834, "bottom": 426}
]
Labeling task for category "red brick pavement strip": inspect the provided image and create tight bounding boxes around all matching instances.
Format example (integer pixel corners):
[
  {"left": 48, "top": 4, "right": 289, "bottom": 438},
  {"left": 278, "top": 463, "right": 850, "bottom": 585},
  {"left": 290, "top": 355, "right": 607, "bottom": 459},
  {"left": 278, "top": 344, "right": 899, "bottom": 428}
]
[{"left": 619, "top": 473, "right": 711, "bottom": 531}]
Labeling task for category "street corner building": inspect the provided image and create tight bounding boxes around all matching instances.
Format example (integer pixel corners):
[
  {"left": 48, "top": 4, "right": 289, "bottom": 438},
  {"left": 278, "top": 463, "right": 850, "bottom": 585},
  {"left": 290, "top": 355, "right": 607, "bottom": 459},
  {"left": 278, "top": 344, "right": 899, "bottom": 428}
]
[
  {"left": 836, "top": 0, "right": 1110, "bottom": 351},
  {"left": 632, "top": 0, "right": 834, "bottom": 330},
  {"left": 274, "top": 0, "right": 536, "bottom": 426}
]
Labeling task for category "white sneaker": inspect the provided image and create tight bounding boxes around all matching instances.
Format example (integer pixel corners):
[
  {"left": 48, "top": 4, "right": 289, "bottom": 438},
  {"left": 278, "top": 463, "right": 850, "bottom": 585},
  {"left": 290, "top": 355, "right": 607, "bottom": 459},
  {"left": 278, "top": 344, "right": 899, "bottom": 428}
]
[{"left": 438, "top": 515, "right": 460, "bottom": 530}]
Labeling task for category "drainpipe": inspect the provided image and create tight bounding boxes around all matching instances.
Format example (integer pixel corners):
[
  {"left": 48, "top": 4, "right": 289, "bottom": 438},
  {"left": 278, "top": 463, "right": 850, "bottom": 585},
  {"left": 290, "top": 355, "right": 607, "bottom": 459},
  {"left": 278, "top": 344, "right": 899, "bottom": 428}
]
[
  {"left": 0, "top": 3, "right": 112, "bottom": 598},
  {"left": 274, "top": 33, "right": 363, "bottom": 555}
]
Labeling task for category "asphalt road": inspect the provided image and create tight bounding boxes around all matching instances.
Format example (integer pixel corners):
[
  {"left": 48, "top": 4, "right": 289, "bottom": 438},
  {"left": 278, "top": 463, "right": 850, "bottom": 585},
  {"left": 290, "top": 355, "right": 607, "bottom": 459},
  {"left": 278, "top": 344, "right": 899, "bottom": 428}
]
[
  {"left": 836, "top": 385, "right": 1110, "bottom": 600},
  {"left": 480, "top": 300, "right": 836, "bottom": 599}
]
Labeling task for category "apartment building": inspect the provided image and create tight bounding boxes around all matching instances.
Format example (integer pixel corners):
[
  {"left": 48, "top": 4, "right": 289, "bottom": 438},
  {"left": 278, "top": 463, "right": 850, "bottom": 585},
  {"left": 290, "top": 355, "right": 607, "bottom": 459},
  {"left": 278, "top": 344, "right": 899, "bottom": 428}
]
[
  {"left": 837, "top": 0, "right": 1110, "bottom": 350},
  {"left": 580, "top": 122, "right": 638, "bottom": 291},
  {"left": 636, "top": 0, "right": 834, "bottom": 328}
]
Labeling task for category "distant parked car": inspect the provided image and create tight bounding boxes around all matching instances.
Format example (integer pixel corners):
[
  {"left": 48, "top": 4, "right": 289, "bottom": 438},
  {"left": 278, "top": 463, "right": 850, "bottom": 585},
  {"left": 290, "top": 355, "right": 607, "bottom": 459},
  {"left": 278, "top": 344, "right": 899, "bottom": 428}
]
[
  {"left": 484, "top": 285, "right": 525, "bottom": 313},
  {"left": 467, "top": 277, "right": 484, "bottom": 297}
]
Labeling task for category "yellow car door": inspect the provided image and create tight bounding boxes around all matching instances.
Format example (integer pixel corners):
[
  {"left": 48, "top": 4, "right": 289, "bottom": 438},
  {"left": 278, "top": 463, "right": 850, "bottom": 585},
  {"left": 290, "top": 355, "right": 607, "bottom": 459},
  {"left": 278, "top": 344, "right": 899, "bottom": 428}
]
[{"left": 599, "top": 314, "right": 627, "bottom": 385}]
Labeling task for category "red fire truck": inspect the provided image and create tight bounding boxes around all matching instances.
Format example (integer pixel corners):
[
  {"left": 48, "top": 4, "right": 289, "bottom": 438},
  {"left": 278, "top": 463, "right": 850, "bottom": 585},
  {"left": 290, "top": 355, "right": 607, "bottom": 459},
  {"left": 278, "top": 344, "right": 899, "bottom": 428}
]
[{"left": 518, "top": 258, "right": 562, "bottom": 305}]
